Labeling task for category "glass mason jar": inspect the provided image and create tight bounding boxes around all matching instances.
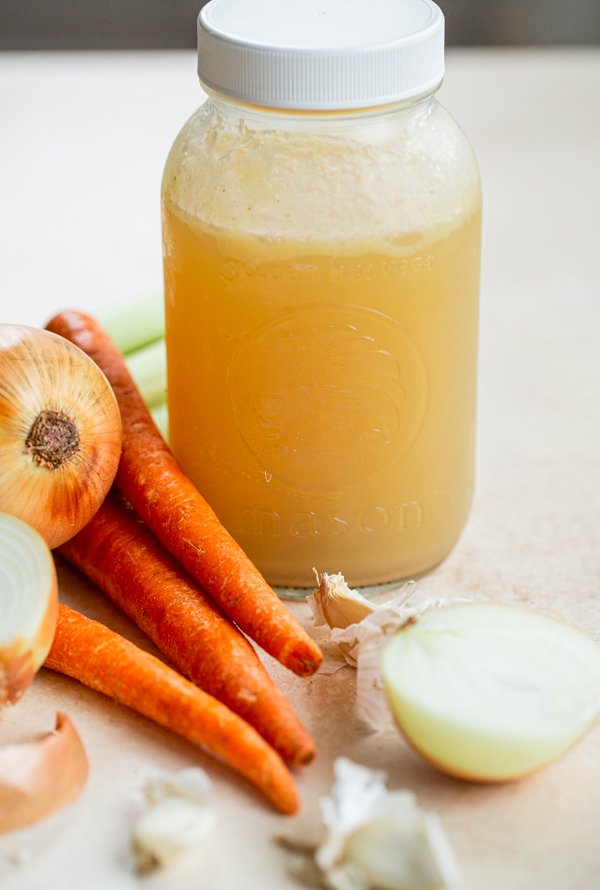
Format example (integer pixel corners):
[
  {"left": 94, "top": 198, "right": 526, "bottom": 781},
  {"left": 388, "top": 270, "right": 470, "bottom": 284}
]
[{"left": 162, "top": 0, "right": 482, "bottom": 589}]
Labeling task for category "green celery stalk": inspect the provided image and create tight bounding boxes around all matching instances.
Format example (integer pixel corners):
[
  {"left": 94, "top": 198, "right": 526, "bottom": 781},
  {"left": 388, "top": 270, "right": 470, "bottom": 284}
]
[
  {"left": 151, "top": 402, "right": 169, "bottom": 442},
  {"left": 100, "top": 294, "right": 165, "bottom": 355},
  {"left": 125, "top": 339, "right": 167, "bottom": 409}
]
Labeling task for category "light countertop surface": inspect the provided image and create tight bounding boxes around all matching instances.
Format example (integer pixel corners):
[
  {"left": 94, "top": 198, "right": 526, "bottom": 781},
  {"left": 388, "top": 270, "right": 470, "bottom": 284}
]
[{"left": 1, "top": 48, "right": 599, "bottom": 889}]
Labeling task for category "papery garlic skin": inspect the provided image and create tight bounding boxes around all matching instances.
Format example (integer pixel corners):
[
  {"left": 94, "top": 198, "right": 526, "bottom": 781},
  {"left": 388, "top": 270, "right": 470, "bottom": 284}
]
[
  {"left": 0, "top": 513, "right": 58, "bottom": 706},
  {"left": 316, "top": 758, "right": 461, "bottom": 890},
  {"left": 309, "top": 572, "right": 460, "bottom": 665},
  {"left": 133, "top": 768, "right": 215, "bottom": 872},
  {"left": 308, "top": 572, "right": 419, "bottom": 670},
  {"left": 382, "top": 603, "right": 600, "bottom": 781}
]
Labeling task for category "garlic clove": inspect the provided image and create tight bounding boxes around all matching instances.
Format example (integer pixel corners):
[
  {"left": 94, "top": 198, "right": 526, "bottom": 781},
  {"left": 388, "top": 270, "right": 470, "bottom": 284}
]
[
  {"left": 340, "top": 806, "right": 461, "bottom": 890},
  {"left": 143, "top": 766, "right": 213, "bottom": 806},
  {"left": 308, "top": 572, "right": 377, "bottom": 630},
  {"left": 309, "top": 572, "right": 463, "bottom": 728},
  {"left": 381, "top": 603, "right": 600, "bottom": 781},
  {"left": 0, "top": 713, "right": 89, "bottom": 833},
  {"left": 308, "top": 572, "right": 457, "bottom": 665},
  {"left": 133, "top": 796, "right": 215, "bottom": 872},
  {"left": 133, "top": 767, "right": 215, "bottom": 872}
]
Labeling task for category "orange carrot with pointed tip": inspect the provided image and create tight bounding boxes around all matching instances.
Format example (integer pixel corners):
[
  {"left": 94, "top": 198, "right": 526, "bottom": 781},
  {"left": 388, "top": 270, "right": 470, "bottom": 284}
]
[
  {"left": 59, "top": 494, "right": 315, "bottom": 766},
  {"left": 46, "top": 310, "right": 322, "bottom": 678},
  {"left": 45, "top": 604, "right": 299, "bottom": 815}
]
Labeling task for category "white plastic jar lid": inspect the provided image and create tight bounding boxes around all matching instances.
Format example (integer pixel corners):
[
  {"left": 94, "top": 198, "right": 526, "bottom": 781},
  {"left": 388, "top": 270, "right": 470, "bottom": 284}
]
[{"left": 197, "top": 0, "right": 445, "bottom": 110}]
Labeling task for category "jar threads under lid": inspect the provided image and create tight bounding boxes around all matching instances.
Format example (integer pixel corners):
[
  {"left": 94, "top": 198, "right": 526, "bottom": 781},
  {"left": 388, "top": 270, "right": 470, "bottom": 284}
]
[{"left": 197, "top": 0, "right": 445, "bottom": 111}]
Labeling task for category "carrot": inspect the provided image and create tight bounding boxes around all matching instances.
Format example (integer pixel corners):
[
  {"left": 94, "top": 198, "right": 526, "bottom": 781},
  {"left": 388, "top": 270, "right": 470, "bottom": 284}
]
[
  {"left": 58, "top": 494, "right": 315, "bottom": 766},
  {"left": 46, "top": 310, "right": 322, "bottom": 678},
  {"left": 45, "top": 604, "right": 299, "bottom": 814}
]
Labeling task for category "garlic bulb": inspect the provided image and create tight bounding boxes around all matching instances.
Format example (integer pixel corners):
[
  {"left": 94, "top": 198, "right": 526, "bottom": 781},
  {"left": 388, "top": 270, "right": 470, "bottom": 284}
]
[{"left": 133, "top": 768, "right": 215, "bottom": 872}]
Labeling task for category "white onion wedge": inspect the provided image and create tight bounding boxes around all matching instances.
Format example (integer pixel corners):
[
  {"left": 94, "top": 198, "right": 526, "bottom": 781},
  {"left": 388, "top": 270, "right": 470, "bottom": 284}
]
[
  {"left": 0, "top": 713, "right": 89, "bottom": 833},
  {"left": 381, "top": 603, "right": 600, "bottom": 781},
  {"left": 0, "top": 513, "right": 58, "bottom": 706}
]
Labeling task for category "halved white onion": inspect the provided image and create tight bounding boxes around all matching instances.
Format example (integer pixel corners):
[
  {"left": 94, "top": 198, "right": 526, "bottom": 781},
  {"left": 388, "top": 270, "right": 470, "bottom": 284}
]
[
  {"left": 381, "top": 603, "right": 600, "bottom": 781},
  {"left": 0, "top": 512, "right": 58, "bottom": 707}
]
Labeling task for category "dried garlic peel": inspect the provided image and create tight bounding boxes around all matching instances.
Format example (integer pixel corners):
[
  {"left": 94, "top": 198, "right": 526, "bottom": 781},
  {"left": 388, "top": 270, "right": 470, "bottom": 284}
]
[
  {"left": 381, "top": 603, "right": 600, "bottom": 781},
  {"left": 133, "top": 768, "right": 214, "bottom": 872},
  {"left": 309, "top": 572, "right": 462, "bottom": 663},
  {"left": 315, "top": 758, "right": 460, "bottom": 890}
]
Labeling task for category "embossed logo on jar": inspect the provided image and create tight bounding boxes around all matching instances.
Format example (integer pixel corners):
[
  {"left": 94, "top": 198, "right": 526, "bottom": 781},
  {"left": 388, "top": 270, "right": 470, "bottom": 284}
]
[{"left": 230, "top": 306, "right": 428, "bottom": 493}]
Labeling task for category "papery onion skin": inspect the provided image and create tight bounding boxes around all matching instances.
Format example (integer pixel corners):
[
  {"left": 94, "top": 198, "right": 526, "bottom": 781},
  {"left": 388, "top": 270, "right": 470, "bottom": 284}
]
[
  {"left": 0, "top": 325, "right": 122, "bottom": 548},
  {"left": 0, "top": 513, "right": 58, "bottom": 707},
  {"left": 381, "top": 603, "right": 600, "bottom": 783},
  {"left": 0, "top": 712, "right": 89, "bottom": 833}
]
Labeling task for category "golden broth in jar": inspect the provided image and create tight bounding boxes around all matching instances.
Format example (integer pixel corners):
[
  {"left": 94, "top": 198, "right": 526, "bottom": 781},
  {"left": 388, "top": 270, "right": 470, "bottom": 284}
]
[{"left": 163, "top": 198, "right": 480, "bottom": 586}]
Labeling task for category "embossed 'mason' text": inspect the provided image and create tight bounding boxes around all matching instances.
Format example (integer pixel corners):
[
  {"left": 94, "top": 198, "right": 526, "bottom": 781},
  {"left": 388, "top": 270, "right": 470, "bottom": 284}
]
[{"left": 236, "top": 502, "right": 424, "bottom": 538}]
